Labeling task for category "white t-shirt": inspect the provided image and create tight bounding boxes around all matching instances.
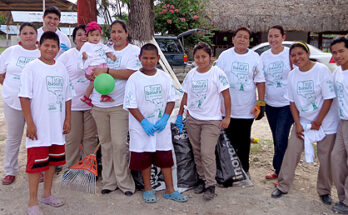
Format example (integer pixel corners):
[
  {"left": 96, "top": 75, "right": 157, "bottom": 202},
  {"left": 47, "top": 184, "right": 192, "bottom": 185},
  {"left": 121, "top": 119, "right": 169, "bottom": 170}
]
[
  {"left": 37, "top": 27, "right": 71, "bottom": 58},
  {"left": 124, "top": 69, "right": 176, "bottom": 152},
  {"left": 182, "top": 66, "right": 229, "bottom": 120},
  {"left": 286, "top": 62, "right": 339, "bottom": 134},
  {"left": 91, "top": 44, "right": 141, "bottom": 107},
  {"left": 18, "top": 59, "right": 72, "bottom": 148},
  {"left": 0, "top": 45, "right": 40, "bottom": 110},
  {"left": 57, "top": 48, "right": 91, "bottom": 111},
  {"left": 261, "top": 47, "right": 291, "bottom": 107},
  {"left": 80, "top": 42, "right": 113, "bottom": 69},
  {"left": 216, "top": 48, "right": 265, "bottom": 119},
  {"left": 333, "top": 67, "right": 348, "bottom": 120}
]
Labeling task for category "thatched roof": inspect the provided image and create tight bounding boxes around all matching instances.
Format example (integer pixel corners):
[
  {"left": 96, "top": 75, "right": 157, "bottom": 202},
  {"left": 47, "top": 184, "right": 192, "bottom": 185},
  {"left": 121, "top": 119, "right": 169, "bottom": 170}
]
[{"left": 208, "top": 0, "right": 348, "bottom": 33}]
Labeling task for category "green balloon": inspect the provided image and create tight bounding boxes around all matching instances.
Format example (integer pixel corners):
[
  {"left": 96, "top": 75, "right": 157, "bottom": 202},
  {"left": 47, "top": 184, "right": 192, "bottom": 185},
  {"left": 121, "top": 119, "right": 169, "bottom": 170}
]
[{"left": 94, "top": 73, "right": 115, "bottom": 95}]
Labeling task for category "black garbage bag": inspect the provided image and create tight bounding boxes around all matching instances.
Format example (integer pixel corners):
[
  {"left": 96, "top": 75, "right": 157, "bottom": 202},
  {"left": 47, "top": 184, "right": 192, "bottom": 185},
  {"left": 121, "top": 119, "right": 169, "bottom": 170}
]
[
  {"left": 215, "top": 130, "right": 246, "bottom": 184},
  {"left": 171, "top": 123, "right": 199, "bottom": 189},
  {"left": 131, "top": 166, "right": 165, "bottom": 191}
]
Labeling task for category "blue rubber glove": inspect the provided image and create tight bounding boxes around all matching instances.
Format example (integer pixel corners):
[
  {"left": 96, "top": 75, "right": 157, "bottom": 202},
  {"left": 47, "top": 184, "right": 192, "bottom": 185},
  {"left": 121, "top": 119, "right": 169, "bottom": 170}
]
[
  {"left": 60, "top": 43, "right": 70, "bottom": 51},
  {"left": 175, "top": 115, "right": 184, "bottom": 134},
  {"left": 140, "top": 119, "right": 156, "bottom": 136},
  {"left": 154, "top": 113, "right": 170, "bottom": 133}
]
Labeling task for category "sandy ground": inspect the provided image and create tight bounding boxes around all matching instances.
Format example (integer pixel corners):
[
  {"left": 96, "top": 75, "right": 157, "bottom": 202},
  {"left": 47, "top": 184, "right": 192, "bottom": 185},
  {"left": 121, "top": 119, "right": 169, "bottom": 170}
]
[{"left": 0, "top": 85, "right": 339, "bottom": 215}]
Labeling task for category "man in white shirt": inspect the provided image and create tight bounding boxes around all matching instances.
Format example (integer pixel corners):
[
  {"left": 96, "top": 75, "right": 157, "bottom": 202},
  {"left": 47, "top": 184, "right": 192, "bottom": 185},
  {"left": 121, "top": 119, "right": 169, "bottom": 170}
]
[
  {"left": 37, "top": 6, "right": 71, "bottom": 58},
  {"left": 331, "top": 37, "right": 348, "bottom": 214}
]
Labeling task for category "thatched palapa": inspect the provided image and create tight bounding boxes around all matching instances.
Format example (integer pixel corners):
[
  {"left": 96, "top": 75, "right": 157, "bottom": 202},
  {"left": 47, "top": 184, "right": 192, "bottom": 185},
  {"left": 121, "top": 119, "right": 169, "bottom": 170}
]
[{"left": 208, "top": 0, "right": 348, "bottom": 33}]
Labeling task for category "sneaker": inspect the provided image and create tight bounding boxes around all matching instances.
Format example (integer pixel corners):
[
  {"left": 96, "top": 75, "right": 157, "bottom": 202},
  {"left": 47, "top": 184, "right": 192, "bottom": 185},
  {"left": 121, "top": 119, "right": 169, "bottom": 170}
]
[
  {"left": 194, "top": 179, "right": 205, "bottom": 194},
  {"left": 332, "top": 202, "right": 348, "bottom": 214},
  {"left": 320, "top": 194, "right": 332, "bottom": 205},
  {"left": 203, "top": 186, "right": 215, "bottom": 200}
]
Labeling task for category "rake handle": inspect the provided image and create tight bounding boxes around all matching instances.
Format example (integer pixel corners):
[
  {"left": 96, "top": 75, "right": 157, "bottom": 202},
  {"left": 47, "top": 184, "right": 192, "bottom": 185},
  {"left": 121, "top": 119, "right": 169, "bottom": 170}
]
[{"left": 92, "top": 143, "right": 101, "bottom": 155}]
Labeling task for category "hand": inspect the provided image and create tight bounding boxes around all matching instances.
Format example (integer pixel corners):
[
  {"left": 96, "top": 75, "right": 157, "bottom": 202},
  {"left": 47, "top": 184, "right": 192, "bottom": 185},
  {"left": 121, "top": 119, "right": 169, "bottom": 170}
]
[
  {"left": 26, "top": 122, "right": 38, "bottom": 140},
  {"left": 154, "top": 113, "right": 170, "bottom": 133},
  {"left": 311, "top": 121, "right": 321, "bottom": 130},
  {"left": 60, "top": 43, "right": 70, "bottom": 51},
  {"left": 175, "top": 115, "right": 184, "bottom": 133},
  {"left": 111, "top": 54, "right": 116, "bottom": 61},
  {"left": 251, "top": 100, "right": 266, "bottom": 120},
  {"left": 295, "top": 124, "right": 304, "bottom": 140},
  {"left": 140, "top": 118, "right": 156, "bottom": 136},
  {"left": 82, "top": 52, "right": 88, "bottom": 60},
  {"left": 63, "top": 119, "right": 71, "bottom": 134},
  {"left": 93, "top": 68, "right": 107, "bottom": 78},
  {"left": 219, "top": 117, "right": 230, "bottom": 129}
]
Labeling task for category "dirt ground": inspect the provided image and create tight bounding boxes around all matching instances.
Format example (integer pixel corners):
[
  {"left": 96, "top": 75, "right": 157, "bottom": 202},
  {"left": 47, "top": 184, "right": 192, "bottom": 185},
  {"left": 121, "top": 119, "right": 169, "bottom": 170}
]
[{"left": 0, "top": 85, "right": 339, "bottom": 215}]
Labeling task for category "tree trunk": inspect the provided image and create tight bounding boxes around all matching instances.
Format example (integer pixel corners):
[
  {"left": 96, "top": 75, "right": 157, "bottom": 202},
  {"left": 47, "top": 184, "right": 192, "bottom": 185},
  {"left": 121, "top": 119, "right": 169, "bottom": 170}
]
[
  {"left": 128, "top": 0, "right": 154, "bottom": 41},
  {"left": 77, "top": 0, "right": 97, "bottom": 25}
]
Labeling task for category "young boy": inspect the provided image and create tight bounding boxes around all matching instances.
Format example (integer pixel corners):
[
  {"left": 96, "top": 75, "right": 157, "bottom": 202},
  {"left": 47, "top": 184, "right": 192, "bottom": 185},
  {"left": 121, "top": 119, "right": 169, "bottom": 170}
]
[
  {"left": 19, "top": 31, "right": 72, "bottom": 215},
  {"left": 124, "top": 43, "right": 187, "bottom": 203},
  {"left": 331, "top": 37, "right": 348, "bottom": 214},
  {"left": 37, "top": 6, "right": 71, "bottom": 58}
]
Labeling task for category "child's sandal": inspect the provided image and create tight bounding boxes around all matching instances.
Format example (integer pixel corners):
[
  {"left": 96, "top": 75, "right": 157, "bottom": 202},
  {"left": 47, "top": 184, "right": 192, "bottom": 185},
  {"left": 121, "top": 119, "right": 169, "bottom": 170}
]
[
  {"left": 80, "top": 95, "right": 93, "bottom": 106},
  {"left": 164, "top": 191, "right": 188, "bottom": 202},
  {"left": 100, "top": 95, "right": 114, "bottom": 102},
  {"left": 27, "top": 205, "right": 43, "bottom": 215},
  {"left": 143, "top": 190, "right": 157, "bottom": 203}
]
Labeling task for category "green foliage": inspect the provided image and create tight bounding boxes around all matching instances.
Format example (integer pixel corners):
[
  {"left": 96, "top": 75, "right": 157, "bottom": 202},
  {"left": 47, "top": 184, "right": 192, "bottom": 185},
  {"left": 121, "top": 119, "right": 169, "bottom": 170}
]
[
  {"left": 0, "top": 11, "right": 7, "bottom": 25},
  {"left": 154, "top": 0, "right": 217, "bottom": 46}
]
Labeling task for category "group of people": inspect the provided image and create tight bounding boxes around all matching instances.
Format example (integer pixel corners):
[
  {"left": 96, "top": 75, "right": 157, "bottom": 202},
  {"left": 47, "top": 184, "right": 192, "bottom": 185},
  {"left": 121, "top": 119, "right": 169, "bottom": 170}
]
[{"left": 1, "top": 5, "right": 348, "bottom": 215}]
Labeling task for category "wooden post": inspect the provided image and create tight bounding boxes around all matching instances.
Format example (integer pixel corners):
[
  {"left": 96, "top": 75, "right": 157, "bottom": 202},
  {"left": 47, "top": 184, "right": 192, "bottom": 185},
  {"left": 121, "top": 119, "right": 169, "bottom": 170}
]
[
  {"left": 77, "top": 0, "right": 97, "bottom": 25},
  {"left": 318, "top": 33, "right": 323, "bottom": 50}
]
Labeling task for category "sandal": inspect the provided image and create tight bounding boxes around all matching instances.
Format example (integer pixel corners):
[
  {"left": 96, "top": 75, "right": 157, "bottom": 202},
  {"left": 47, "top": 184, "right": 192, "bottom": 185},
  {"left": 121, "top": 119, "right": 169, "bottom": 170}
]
[
  {"left": 80, "top": 95, "right": 93, "bottom": 106},
  {"left": 100, "top": 95, "right": 114, "bottom": 102},
  {"left": 27, "top": 205, "right": 43, "bottom": 215},
  {"left": 265, "top": 173, "right": 278, "bottom": 180},
  {"left": 143, "top": 190, "right": 157, "bottom": 203},
  {"left": 40, "top": 195, "right": 65, "bottom": 207},
  {"left": 164, "top": 191, "right": 188, "bottom": 203}
]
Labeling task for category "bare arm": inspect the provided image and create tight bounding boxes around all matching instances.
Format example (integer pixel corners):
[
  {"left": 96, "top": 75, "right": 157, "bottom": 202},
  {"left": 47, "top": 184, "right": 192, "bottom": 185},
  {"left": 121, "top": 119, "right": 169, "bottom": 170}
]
[
  {"left": 178, "top": 93, "right": 187, "bottom": 115},
  {"left": 164, "top": 101, "right": 175, "bottom": 116},
  {"left": 256, "top": 82, "right": 265, "bottom": 101},
  {"left": 63, "top": 100, "right": 72, "bottom": 134},
  {"left": 311, "top": 99, "right": 333, "bottom": 130},
  {"left": 0, "top": 73, "right": 5, "bottom": 85},
  {"left": 93, "top": 68, "right": 136, "bottom": 80},
  {"left": 220, "top": 89, "right": 231, "bottom": 129},
  {"left": 128, "top": 108, "right": 145, "bottom": 123},
  {"left": 20, "top": 97, "right": 37, "bottom": 140},
  {"left": 290, "top": 101, "right": 303, "bottom": 140}
]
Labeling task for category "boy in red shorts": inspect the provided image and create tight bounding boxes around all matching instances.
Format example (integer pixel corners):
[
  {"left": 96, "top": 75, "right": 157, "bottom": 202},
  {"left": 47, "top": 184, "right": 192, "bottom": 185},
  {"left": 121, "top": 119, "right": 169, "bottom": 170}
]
[
  {"left": 124, "top": 43, "right": 187, "bottom": 203},
  {"left": 19, "top": 31, "right": 72, "bottom": 215}
]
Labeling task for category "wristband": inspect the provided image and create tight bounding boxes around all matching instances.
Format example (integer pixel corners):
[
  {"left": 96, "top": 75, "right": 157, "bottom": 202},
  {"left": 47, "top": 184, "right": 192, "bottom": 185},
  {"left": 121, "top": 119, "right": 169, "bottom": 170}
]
[
  {"left": 106, "top": 68, "right": 110, "bottom": 74},
  {"left": 313, "top": 121, "right": 321, "bottom": 127},
  {"left": 256, "top": 100, "right": 266, "bottom": 106}
]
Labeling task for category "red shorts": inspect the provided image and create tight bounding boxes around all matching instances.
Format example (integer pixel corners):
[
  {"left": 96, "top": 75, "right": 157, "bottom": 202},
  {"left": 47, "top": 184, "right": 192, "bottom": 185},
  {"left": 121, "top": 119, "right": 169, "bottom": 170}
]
[
  {"left": 129, "top": 150, "right": 174, "bottom": 171},
  {"left": 26, "top": 145, "right": 66, "bottom": 173}
]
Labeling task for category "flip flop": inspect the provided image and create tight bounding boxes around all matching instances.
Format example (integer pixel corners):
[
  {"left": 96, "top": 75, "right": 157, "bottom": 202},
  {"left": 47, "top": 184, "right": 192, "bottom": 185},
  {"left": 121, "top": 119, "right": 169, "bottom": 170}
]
[
  {"left": 100, "top": 95, "right": 114, "bottom": 102},
  {"left": 80, "top": 95, "right": 93, "bottom": 106},
  {"left": 27, "top": 205, "right": 43, "bottom": 215},
  {"left": 164, "top": 191, "right": 188, "bottom": 203},
  {"left": 143, "top": 190, "right": 157, "bottom": 203},
  {"left": 40, "top": 195, "right": 65, "bottom": 207}
]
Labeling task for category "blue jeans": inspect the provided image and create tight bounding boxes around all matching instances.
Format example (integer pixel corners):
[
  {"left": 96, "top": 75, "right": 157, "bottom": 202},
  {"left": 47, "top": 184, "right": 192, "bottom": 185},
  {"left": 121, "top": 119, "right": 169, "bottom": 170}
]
[{"left": 265, "top": 105, "right": 294, "bottom": 175}]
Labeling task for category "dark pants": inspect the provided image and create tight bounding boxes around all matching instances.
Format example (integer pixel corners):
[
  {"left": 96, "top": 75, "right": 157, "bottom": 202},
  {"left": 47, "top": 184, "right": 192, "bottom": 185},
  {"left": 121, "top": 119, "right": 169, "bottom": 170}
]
[
  {"left": 225, "top": 118, "right": 254, "bottom": 173},
  {"left": 265, "top": 105, "right": 294, "bottom": 175}
]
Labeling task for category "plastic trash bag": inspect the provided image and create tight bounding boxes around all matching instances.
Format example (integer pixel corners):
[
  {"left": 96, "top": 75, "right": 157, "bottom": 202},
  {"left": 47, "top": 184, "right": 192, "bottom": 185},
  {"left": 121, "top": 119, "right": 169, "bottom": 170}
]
[
  {"left": 215, "top": 130, "right": 250, "bottom": 185},
  {"left": 171, "top": 123, "right": 199, "bottom": 190}
]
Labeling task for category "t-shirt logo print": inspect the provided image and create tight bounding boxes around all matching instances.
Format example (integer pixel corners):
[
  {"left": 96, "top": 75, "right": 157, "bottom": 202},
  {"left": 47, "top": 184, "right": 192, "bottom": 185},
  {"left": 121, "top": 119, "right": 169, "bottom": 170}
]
[
  {"left": 267, "top": 61, "right": 284, "bottom": 88},
  {"left": 297, "top": 80, "right": 318, "bottom": 111},
  {"left": 335, "top": 82, "right": 345, "bottom": 117},
  {"left": 107, "top": 56, "right": 122, "bottom": 68},
  {"left": 16, "top": 56, "right": 36, "bottom": 69},
  {"left": 46, "top": 76, "right": 64, "bottom": 112},
  {"left": 191, "top": 80, "right": 208, "bottom": 108},
  {"left": 144, "top": 84, "right": 164, "bottom": 118},
  {"left": 231, "top": 62, "right": 248, "bottom": 91}
]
